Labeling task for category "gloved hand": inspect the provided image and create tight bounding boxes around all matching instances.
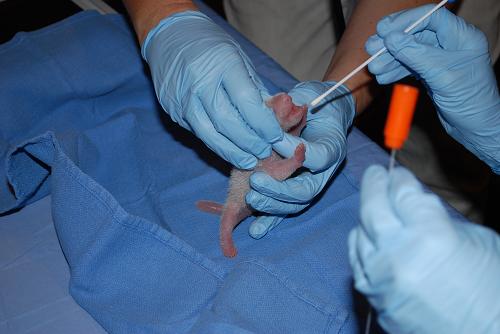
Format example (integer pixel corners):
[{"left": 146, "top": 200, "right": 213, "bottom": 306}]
[
  {"left": 349, "top": 165, "right": 500, "bottom": 334},
  {"left": 365, "top": 6, "right": 500, "bottom": 173},
  {"left": 142, "top": 11, "right": 282, "bottom": 170},
  {"left": 246, "top": 81, "right": 355, "bottom": 238}
]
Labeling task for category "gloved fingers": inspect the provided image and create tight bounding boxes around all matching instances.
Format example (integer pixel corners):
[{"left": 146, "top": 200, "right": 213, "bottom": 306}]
[
  {"left": 366, "top": 28, "right": 437, "bottom": 82},
  {"left": 426, "top": 8, "right": 488, "bottom": 52},
  {"left": 288, "top": 80, "right": 354, "bottom": 130},
  {"left": 360, "top": 165, "right": 402, "bottom": 246},
  {"left": 245, "top": 189, "right": 308, "bottom": 215},
  {"left": 348, "top": 228, "right": 373, "bottom": 293},
  {"left": 300, "top": 118, "right": 348, "bottom": 172},
  {"left": 414, "top": 6, "right": 484, "bottom": 50},
  {"left": 415, "top": 29, "right": 439, "bottom": 47},
  {"left": 248, "top": 215, "right": 286, "bottom": 239},
  {"left": 271, "top": 133, "right": 305, "bottom": 161},
  {"left": 388, "top": 167, "right": 451, "bottom": 227},
  {"left": 365, "top": 35, "right": 409, "bottom": 81},
  {"left": 290, "top": 81, "right": 354, "bottom": 130},
  {"left": 237, "top": 50, "right": 274, "bottom": 102},
  {"left": 185, "top": 97, "right": 257, "bottom": 169},
  {"left": 377, "top": 6, "right": 477, "bottom": 50},
  {"left": 365, "top": 34, "right": 385, "bottom": 56},
  {"left": 222, "top": 61, "right": 283, "bottom": 143},
  {"left": 199, "top": 86, "right": 272, "bottom": 159},
  {"left": 272, "top": 133, "right": 343, "bottom": 172},
  {"left": 302, "top": 109, "right": 346, "bottom": 138},
  {"left": 383, "top": 31, "right": 447, "bottom": 78},
  {"left": 287, "top": 80, "right": 325, "bottom": 105},
  {"left": 374, "top": 66, "right": 411, "bottom": 85},
  {"left": 271, "top": 80, "right": 353, "bottom": 171},
  {"left": 367, "top": 51, "right": 403, "bottom": 77},
  {"left": 249, "top": 169, "right": 332, "bottom": 203}
]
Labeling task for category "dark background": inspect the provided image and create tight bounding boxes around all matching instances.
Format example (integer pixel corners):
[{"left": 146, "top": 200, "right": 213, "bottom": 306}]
[{"left": 0, "top": 0, "right": 226, "bottom": 43}]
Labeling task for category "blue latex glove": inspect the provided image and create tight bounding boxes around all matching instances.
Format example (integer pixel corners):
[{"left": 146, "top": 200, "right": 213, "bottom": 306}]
[
  {"left": 246, "top": 81, "right": 355, "bottom": 238},
  {"left": 142, "top": 11, "right": 283, "bottom": 170},
  {"left": 349, "top": 165, "right": 500, "bottom": 334},
  {"left": 366, "top": 6, "right": 500, "bottom": 173}
]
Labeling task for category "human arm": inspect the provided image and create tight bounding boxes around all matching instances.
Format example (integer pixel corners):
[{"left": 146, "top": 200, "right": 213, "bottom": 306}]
[
  {"left": 324, "top": 0, "right": 437, "bottom": 113},
  {"left": 349, "top": 165, "right": 500, "bottom": 333},
  {"left": 122, "top": 0, "right": 283, "bottom": 170},
  {"left": 122, "top": 0, "right": 197, "bottom": 44},
  {"left": 365, "top": 6, "right": 500, "bottom": 173}
]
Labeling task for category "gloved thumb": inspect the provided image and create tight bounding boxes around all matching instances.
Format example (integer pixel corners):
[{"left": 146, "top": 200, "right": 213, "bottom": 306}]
[
  {"left": 383, "top": 31, "right": 444, "bottom": 81},
  {"left": 388, "top": 167, "right": 450, "bottom": 228},
  {"left": 249, "top": 215, "right": 285, "bottom": 239}
]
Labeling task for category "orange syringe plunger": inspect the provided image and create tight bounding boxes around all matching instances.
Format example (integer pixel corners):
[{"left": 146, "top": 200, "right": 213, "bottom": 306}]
[{"left": 384, "top": 84, "right": 420, "bottom": 150}]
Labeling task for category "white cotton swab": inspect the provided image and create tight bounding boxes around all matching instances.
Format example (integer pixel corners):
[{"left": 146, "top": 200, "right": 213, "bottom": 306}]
[{"left": 309, "top": 0, "right": 449, "bottom": 108}]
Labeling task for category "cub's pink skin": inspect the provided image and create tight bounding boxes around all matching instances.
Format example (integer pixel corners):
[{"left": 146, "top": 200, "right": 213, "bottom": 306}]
[{"left": 196, "top": 93, "right": 307, "bottom": 257}]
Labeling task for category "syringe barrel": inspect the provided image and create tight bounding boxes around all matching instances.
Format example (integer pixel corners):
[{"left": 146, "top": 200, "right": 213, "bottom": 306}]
[{"left": 384, "top": 84, "right": 420, "bottom": 150}]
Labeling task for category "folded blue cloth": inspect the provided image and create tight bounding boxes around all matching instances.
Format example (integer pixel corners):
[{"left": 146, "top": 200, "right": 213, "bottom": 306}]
[{"left": 0, "top": 8, "right": 362, "bottom": 333}]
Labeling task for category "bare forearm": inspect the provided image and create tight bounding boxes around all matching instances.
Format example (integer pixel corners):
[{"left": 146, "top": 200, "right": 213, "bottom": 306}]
[
  {"left": 122, "top": 0, "right": 198, "bottom": 44},
  {"left": 324, "top": 0, "right": 437, "bottom": 113}
]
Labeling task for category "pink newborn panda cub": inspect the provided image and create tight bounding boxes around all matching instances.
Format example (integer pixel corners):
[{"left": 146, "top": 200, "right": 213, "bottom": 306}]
[{"left": 197, "top": 93, "right": 308, "bottom": 257}]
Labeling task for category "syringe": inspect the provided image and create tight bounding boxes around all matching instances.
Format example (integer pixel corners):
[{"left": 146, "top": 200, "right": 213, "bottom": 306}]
[
  {"left": 309, "top": 0, "right": 449, "bottom": 108},
  {"left": 362, "top": 84, "right": 418, "bottom": 334},
  {"left": 384, "top": 84, "right": 419, "bottom": 173}
]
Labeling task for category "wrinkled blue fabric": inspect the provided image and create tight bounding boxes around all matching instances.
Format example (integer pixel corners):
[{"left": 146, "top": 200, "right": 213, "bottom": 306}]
[{"left": 0, "top": 4, "right": 467, "bottom": 334}]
